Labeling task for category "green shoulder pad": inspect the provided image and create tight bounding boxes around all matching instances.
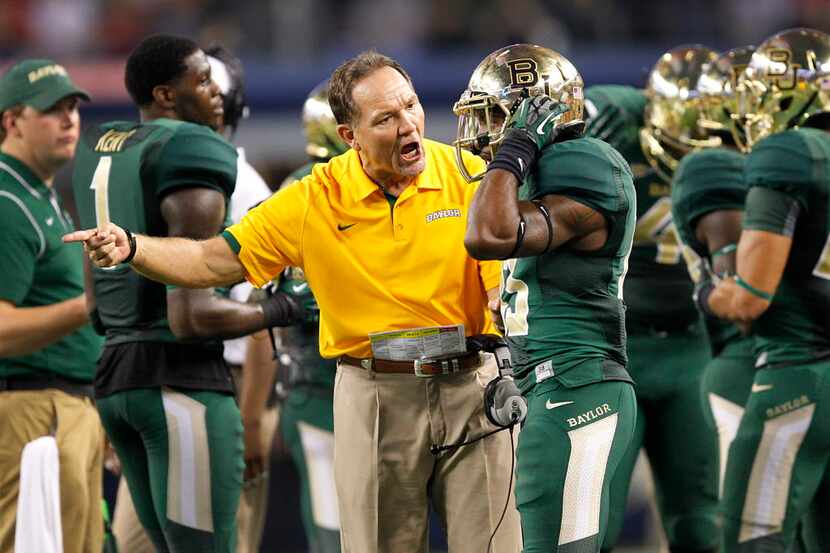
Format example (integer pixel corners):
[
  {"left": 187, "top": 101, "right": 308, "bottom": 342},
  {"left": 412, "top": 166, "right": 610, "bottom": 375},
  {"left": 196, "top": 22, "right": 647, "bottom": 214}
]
[
  {"left": 745, "top": 128, "right": 830, "bottom": 209},
  {"left": 528, "top": 137, "right": 633, "bottom": 216},
  {"left": 154, "top": 122, "right": 238, "bottom": 199},
  {"left": 672, "top": 147, "right": 747, "bottom": 255}
]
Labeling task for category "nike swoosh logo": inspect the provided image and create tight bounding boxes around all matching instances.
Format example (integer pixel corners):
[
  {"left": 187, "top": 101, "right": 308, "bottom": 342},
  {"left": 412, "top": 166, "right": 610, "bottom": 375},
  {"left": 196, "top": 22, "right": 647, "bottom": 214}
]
[
  {"left": 751, "top": 383, "right": 773, "bottom": 393},
  {"left": 536, "top": 111, "right": 561, "bottom": 135},
  {"left": 546, "top": 400, "right": 573, "bottom": 410},
  {"left": 337, "top": 223, "right": 356, "bottom": 231},
  {"left": 291, "top": 282, "right": 308, "bottom": 294}
]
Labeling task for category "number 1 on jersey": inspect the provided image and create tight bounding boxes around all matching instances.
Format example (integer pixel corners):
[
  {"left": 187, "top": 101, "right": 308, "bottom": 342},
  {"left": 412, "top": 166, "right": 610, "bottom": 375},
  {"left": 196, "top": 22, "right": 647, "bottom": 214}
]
[
  {"left": 89, "top": 156, "right": 112, "bottom": 227},
  {"left": 501, "top": 258, "right": 530, "bottom": 336}
]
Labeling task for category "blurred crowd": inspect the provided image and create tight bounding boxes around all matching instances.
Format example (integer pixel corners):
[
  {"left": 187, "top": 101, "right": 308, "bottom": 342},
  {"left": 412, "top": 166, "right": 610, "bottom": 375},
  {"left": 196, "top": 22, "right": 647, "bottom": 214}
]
[{"left": 2, "top": 0, "right": 830, "bottom": 62}]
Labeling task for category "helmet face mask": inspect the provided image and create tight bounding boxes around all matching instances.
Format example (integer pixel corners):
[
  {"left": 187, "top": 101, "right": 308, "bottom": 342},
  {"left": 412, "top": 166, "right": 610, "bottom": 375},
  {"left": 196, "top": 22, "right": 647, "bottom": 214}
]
[
  {"left": 696, "top": 45, "right": 755, "bottom": 149},
  {"left": 640, "top": 45, "right": 720, "bottom": 183},
  {"left": 453, "top": 43, "right": 585, "bottom": 182},
  {"left": 737, "top": 28, "right": 830, "bottom": 150}
]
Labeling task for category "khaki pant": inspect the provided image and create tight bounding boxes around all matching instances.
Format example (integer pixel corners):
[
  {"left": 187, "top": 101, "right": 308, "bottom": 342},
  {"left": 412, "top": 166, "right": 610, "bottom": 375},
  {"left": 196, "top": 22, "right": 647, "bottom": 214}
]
[
  {"left": 334, "top": 356, "right": 522, "bottom": 553},
  {"left": 111, "top": 405, "right": 279, "bottom": 553},
  {"left": 0, "top": 389, "right": 104, "bottom": 553}
]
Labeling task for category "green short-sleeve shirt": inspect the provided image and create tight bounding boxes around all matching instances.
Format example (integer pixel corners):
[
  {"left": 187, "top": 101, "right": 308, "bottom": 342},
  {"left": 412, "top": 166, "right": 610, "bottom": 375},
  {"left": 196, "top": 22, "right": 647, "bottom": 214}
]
[{"left": 0, "top": 153, "right": 103, "bottom": 380}]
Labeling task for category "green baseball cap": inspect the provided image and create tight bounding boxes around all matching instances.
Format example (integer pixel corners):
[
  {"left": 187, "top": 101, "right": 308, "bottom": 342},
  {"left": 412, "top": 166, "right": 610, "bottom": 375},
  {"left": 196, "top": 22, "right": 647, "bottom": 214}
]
[{"left": 0, "top": 59, "right": 90, "bottom": 112}]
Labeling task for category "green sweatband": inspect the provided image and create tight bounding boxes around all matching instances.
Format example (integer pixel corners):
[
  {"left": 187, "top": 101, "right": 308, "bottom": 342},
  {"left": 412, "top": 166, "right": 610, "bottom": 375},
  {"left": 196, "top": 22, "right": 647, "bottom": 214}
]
[
  {"left": 711, "top": 243, "right": 737, "bottom": 259},
  {"left": 735, "top": 275, "right": 774, "bottom": 301}
]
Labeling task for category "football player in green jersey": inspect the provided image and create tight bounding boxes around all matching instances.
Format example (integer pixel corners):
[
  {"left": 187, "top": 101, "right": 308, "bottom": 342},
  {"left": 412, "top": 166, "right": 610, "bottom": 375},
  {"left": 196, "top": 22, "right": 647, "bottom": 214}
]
[
  {"left": 671, "top": 46, "right": 757, "bottom": 505},
  {"left": 71, "top": 35, "right": 303, "bottom": 552},
  {"left": 700, "top": 28, "right": 830, "bottom": 552},
  {"left": 585, "top": 47, "right": 722, "bottom": 553},
  {"left": 277, "top": 81, "right": 348, "bottom": 553},
  {"left": 457, "top": 43, "right": 637, "bottom": 553}
]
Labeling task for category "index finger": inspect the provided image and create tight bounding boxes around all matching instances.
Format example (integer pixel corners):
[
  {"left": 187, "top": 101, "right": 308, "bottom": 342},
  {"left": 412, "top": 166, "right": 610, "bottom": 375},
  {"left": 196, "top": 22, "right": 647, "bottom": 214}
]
[{"left": 63, "top": 229, "right": 98, "bottom": 243}]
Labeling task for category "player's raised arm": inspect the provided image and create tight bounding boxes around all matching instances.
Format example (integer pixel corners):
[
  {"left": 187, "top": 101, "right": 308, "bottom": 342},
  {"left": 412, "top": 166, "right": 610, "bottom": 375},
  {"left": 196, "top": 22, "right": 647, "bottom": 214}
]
[{"left": 64, "top": 222, "right": 245, "bottom": 288}]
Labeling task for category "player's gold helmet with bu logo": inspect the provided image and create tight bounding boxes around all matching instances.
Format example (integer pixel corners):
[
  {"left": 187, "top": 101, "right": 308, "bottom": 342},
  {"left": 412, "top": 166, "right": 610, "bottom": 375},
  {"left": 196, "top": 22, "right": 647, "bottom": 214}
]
[
  {"left": 453, "top": 43, "right": 584, "bottom": 182},
  {"left": 737, "top": 27, "right": 830, "bottom": 150},
  {"left": 640, "top": 45, "right": 719, "bottom": 183},
  {"left": 696, "top": 45, "right": 755, "bottom": 149},
  {"left": 302, "top": 81, "right": 349, "bottom": 160}
]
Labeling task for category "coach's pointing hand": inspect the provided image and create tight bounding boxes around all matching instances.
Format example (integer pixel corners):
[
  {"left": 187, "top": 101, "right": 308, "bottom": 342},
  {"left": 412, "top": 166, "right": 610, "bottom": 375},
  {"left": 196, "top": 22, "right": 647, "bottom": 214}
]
[{"left": 63, "top": 223, "right": 133, "bottom": 267}]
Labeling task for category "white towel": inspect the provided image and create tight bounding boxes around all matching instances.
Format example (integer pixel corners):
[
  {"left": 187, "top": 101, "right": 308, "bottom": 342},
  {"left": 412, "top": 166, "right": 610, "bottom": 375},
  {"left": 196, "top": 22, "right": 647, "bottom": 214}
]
[{"left": 15, "top": 436, "right": 63, "bottom": 553}]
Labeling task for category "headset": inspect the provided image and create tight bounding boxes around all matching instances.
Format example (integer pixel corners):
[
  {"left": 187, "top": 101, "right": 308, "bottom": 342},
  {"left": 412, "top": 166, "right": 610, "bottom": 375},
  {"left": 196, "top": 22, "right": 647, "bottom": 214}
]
[{"left": 429, "top": 334, "right": 527, "bottom": 454}]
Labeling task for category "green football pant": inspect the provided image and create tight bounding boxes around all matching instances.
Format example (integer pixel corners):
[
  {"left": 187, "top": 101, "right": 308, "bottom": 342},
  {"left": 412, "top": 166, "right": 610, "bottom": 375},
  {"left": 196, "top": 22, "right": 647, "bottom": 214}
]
[
  {"left": 280, "top": 387, "right": 341, "bottom": 553},
  {"left": 602, "top": 324, "right": 718, "bottom": 552},
  {"left": 516, "top": 378, "right": 636, "bottom": 553},
  {"left": 97, "top": 387, "right": 244, "bottom": 553},
  {"left": 700, "top": 336, "right": 757, "bottom": 499},
  {"left": 722, "top": 358, "right": 830, "bottom": 552}
]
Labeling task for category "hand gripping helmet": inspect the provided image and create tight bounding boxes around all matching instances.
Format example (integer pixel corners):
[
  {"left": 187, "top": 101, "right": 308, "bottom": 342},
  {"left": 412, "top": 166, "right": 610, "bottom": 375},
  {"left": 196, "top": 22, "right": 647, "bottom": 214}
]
[
  {"left": 640, "top": 45, "right": 719, "bottom": 183},
  {"left": 453, "top": 43, "right": 584, "bottom": 182},
  {"left": 205, "top": 45, "right": 248, "bottom": 136},
  {"left": 736, "top": 27, "right": 830, "bottom": 150},
  {"left": 696, "top": 45, "right": 755, "bottom": 149},
  {"left": 302, "top": 81, "right": 349, "bottom": 161}
]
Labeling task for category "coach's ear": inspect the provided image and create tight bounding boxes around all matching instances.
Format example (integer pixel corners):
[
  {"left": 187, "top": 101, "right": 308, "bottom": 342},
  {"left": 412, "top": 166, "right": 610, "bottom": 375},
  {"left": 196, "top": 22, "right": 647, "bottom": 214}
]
[{"left": 337, "top": 124, "right": 358, "bottom": 152}]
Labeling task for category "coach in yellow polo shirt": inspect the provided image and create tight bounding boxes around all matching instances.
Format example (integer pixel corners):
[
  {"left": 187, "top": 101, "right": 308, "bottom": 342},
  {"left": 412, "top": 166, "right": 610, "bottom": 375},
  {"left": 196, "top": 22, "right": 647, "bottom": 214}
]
[{"left": 66, "top": 50, "right": 522, "bottom": 553}]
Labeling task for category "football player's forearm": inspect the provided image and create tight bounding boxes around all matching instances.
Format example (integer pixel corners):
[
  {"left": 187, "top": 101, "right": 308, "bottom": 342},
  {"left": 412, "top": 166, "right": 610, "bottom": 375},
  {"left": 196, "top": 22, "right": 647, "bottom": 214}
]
[
  {"left": 465, "top": 169, "right": 524, "bottom": 259},
  {"left": 167, "top": 291, "right": 270, "bottom": 340},
  {"left": 0, "top": 296, "right": 88, "bottom": 357},
  {"left": 132, "top": 234, "right": 244, "bottom": 289}
]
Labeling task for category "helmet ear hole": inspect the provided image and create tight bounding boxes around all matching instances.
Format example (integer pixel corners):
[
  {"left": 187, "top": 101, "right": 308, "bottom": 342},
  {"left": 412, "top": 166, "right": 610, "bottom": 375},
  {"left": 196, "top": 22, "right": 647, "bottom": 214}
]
[{"left": 779, "top": 97, "right": 794, "bottom": 111}]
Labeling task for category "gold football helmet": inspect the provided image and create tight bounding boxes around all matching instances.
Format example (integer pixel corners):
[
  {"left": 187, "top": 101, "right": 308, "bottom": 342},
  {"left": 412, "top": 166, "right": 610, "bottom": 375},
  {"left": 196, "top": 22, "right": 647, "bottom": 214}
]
[
  {"left": 302, "top": 81, "right": 349, "bottom": 160},
  {"left": 640, "top": 45, "right": 719, "bottom": 183},
  {"left": 696, "top": 45, "right": 755, "bottom": 148},
  {"left": 737, "top": 27, "right": 830, "bottom": 149},
  {"left": 453, "top": 43, "right": 584, "bottom": 182}
]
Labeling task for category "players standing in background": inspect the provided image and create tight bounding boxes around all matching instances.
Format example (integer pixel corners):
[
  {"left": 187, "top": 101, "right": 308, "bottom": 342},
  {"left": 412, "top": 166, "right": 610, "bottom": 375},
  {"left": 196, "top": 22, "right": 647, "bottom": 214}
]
[
  {"left": 72, "top": 34, "right": 303, "bottom": 552},
  {"left": 701, "top": 28, "right": 830, "bottom": 552},
  {"left": 459, "top": 43, "right": 637, "bottom": 553},
  {"left": 584, "top": 47, "right": 722, "bottom": 553},
  {"left": 107, "top": 43, "right": 278, "bottom": 553},
  {"left": 670, "top": 46, "right": 757, "bottom": 502},
  {"left": 277, "top": 81, "right": 348, "bottom": 553},
  {"left": 0, "top": 59, "right": 105, "bottom": 553}
]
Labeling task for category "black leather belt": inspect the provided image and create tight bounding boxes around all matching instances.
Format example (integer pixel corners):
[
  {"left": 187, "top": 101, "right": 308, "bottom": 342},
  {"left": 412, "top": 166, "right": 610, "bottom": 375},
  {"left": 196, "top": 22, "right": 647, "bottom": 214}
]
[
  {"left": 340, "top": 351, "right": 482, "bottom": 377},
  {"left": 0, "top": 374, "right": 94, "bottom": 399}
]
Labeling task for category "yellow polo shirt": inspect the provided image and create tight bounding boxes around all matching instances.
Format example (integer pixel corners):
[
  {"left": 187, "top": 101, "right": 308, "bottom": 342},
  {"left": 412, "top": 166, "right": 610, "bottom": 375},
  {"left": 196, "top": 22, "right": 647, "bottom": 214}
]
[{"left": 222, "top": 138, "right": 500, "bottom": 358}]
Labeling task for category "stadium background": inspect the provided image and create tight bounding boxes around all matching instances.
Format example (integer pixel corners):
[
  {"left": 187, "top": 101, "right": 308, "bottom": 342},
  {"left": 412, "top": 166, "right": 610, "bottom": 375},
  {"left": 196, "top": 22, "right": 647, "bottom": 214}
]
[{"left": 1, "top": 0, "right": 824, "bottom": 551}]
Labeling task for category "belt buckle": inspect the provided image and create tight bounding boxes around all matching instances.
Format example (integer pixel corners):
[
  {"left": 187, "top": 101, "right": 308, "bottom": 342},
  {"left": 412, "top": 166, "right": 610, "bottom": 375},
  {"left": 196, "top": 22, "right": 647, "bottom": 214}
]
[{"left": 414, "top": 354, "right": 463, "bottom": 377}]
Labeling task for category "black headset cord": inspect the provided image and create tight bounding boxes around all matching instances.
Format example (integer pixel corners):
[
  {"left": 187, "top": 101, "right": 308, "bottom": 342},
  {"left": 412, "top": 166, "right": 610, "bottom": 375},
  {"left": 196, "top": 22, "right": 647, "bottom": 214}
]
[{"left": 429, "top": 422, "right": 517, "bottom": 553}]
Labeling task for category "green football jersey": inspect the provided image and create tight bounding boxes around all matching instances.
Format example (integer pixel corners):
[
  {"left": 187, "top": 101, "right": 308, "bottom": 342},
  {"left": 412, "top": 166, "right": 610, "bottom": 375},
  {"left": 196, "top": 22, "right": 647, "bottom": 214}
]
[
  {"left": 672, "top": 147, "right": 748, "bottom": 352},
  {"left": 277, "top": 267, "right": 336, "bottom": 389},
  {"left": 743, "top": 128, "right": 830, "bottom": 365},
  {"left": 72, "top": 118, "right": 237, "bottom": 344},
  {"left": 586, "top": 85, "right": 698, "bottom": 330},
  {"left": 504, "top": 137, "right": 636, "bottom": 392}
]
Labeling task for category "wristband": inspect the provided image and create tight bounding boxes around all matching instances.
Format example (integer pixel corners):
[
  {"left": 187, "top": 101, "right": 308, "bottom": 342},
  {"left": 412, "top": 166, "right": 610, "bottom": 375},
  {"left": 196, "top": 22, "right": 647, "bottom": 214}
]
[
  {"left": 532, "top": 200, "right": 554, "bottom": 253},
  {"left": 123, "top": 228, "right": 137, "bottom": 264},
  {"left": 711, "top": 243, "right": 737, "bottom": 259},
  {"left": 693, "top": 280, "right": 717, "bottom": 318},
  {"left": 503, "top": 214, "right": 527, "bottom": 260},
  {"left": 486, "top": 129, "right": 537, "bottom": 185},
  {"left": 735, "top": 275, "right": 774, "bottom": 301}
]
